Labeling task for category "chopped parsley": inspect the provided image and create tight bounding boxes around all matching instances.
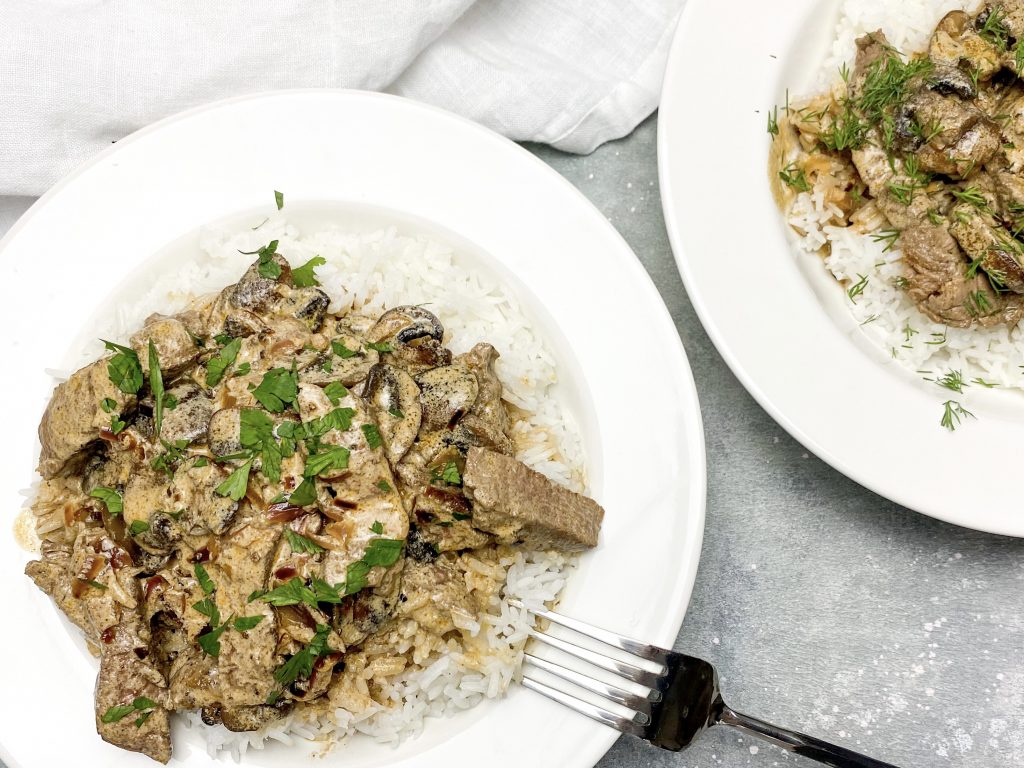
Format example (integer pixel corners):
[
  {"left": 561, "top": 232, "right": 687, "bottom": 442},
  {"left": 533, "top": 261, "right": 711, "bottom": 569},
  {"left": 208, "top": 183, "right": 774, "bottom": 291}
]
[
  {"left": 215, "top": 459, "right": 253, "bottom": 500},
  {"left": 194, "top": 563, "right": 215, "bottom": 595},
  {"left": 148, "top": 340, "right": 165, "bottom": 439},
  {"left": 205, "top": 337, "right": 242, "bottom": 387},
  {"left": 240, "top": 408, "right": 283, "bottom": 482},
  {"left": 439, "top": 461, "right": 461, "bottom": 486},
  {"left": 323, "top": 381, "right": 348, "bottom": 405},
  {"left": 89, "top": 486, "right": 123, "bottom": 516},
  {"left": 274, "top": 190, "right": 285, "bottom": 210},
  {"left": 267, "top": 624, "right": 333, "bottom": 704},
  {"left": 233, "top": 615, "right": 265, "bottom": 632},
  {"left": 128, "top": 520, "right": 150, "bottom": 536},
  {"left": 100, "top": 397, "right": 117, "bottom": 413},
  {"left": 365, "top": 341, "right": 393, "bottom": 353},
  {"left": 361, "top": 538, "right": 404, "bottom": 568},
  {"left": 252, "top": 366, "right": 298, "bottom": 412},
  {"left": 387, "top": 407, "right": 404, "bottom": 419},
  {"left": 291, "top": 256, "right": 326, "bottom": 288},
  {"left": 197, "top": 622, "right": 229, "bottom": 657},
  {"left": 370, "top": 520, "right": 384, "bottom": 534},
  {"left": 376, "top": 480, "right": 392, "bottom": 493},
  {"left": 303, "top": 446, "right": 350, "bottom": 477},
  {"left": 288, "top": 478, "right": 317, "bottom": 507},
  {"left": 240, "top": 240, "right": 282, "bottom": 279},
  {"left": 101, "top": 340, "right": 143, "bottom": 395},
  {"left": 100, "top": 697, "right": 158, "bottom": 726},
  {"left": 331, "top": 340, "right": 358, "bottom": 358},
  {"left": 284, "top": 528, "right": 325, "bottom": 554},
  {"left": 258, "top": 576, "right": 317, "bottom": 607},
  {"left": 360, "top": 423, "right": 383, "bottom": 449}
]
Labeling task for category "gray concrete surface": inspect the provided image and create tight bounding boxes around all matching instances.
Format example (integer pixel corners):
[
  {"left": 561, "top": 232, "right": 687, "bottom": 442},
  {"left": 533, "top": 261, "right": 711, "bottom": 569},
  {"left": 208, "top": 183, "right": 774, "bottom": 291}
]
[
  {"left": 529, "top": 115, "right": 1024, "bottom": 768},
  {"left": 2, "top": 113, "right": 1021, "bottom": 768}
]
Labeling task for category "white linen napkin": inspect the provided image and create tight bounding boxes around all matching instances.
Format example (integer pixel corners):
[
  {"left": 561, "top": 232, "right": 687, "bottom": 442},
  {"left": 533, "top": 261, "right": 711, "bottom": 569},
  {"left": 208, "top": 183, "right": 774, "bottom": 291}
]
[{"left": 0, "top": 0, "right": 684, "bottom": 203}]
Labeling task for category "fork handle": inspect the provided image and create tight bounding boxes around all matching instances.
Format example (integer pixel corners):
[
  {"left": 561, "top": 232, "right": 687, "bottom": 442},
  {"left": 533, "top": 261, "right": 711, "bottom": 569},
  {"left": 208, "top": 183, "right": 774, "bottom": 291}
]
[{"left": 718, "top": 704, "right": 902, "bottom": 768}]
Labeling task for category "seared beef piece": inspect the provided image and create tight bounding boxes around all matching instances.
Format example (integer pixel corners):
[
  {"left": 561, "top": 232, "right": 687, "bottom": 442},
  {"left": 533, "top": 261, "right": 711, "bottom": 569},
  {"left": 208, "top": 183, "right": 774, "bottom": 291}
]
[
  {"left": 94, "top": 622, "right": 172, "bottom": 764},
  {"left": 159, "top": 380, "right": 213, "bottom": 445},
  {"left": 170, "top": 460, "right": 239, "bottom": 535},
  {"left": 411, "top": 486, "right": 490, "bottom": 553},
  {"left": 901, "top": 224, "right": 1024, "bottom": 326},
  {"left": 896, "top": 89, "right": 999, "bottom": 177},
  {"left": 37, "top": 359, "right": 136, "bottom": 478},
  {"left": 452, "top": 343, "right": 514, "bottom": 456},
  {"left": 462, "top": 447, "right": 604, "bottom": 551},
  {"left": 130, "top": 316, "right": 201, "bottom": 376},
  {"left": 397, "top": 559, "right": 476, "bottom": 635},
  {"left": 947, "top": 190, "right": 1024, "bottom": 293},
  {"left": 929, "top": 10, "right": 1002, "bottom": 81},
  {"left": 851, "top": 141, "right": 935, "bottom": 229}
]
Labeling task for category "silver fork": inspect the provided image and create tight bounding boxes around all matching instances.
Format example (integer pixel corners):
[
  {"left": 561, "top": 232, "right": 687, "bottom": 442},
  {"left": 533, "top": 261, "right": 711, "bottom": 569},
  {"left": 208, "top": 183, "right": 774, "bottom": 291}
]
[{"left": 514, "top": 601, "right": 902, "bottom": 768}]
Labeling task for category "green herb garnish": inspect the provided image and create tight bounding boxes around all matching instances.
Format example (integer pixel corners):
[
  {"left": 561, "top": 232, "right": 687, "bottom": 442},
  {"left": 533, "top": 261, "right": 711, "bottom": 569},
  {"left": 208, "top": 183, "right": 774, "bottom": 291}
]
[
  {"left": 291, "top": 256, "right": 326, "bottom": 288},
  {"left": 284, "top": 528, "right": 325, "bottom": 554},
  {"left": 360, "top": 423, "right": 383, "bottom": 449},
  {"left": 194, "top": 563, "right": 215, "bottom": 595},
  {"left": 101, "top": 340, "right": 143, "bottom": 395},
  {"left": 274, "top": 190, "right": 284, "bottom": 210},
  {"left": 89, "top": 487, "right": 123, "bottom": 516},
  {"left": 206, "top": 337, "right": 242, "bottom": 387},
  {"left": 252, "top": 366, "right": 298, "bottom": 413},
  {"left": 148, "top": 340, "right": 164, "bottom": 439},
  {"left": 323, "top": 381, "right": 348, "bottom": 405},
  {"left": 128, "top": 520, "right": 150, "bottom": 536},
  {"left": 215, "top": 459, "right": 253, "bottom": 500}
]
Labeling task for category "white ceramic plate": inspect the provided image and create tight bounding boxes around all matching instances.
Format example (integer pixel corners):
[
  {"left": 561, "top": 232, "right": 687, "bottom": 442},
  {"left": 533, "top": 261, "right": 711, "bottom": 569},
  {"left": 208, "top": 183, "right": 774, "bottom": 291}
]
[
  {"left": 659, "top": 0, "right": 1024, "bottom": 537},
  {"left": 0, "top": 91, "right": 705, "bottom": 767}
]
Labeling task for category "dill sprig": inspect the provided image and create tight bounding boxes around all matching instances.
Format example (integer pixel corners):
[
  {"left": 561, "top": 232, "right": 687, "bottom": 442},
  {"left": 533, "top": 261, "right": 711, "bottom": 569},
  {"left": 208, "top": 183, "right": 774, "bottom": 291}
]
[
  {"left": 978, "top": 5, "right": 1011, "bottom": 51},
  {"left": 778, "top": 162, "right": 811, "bottom": 192},
  {"left": 936, "top": 369, "right": 967, "bottom": 393},
  {"left": 940, "top": 400, "right": 975, "bottom": 432},
  {"left": 871, "top": 228, "right": 900, "bottom": 252},
  {"left": 951, "top": 186, "right": 990, "bottom": 211},
  {"left": 847, "top": 274, "right": 869, "bottom": 303},
  {"left": 767, "top": 105, "right": 779, "bottom": 137}
]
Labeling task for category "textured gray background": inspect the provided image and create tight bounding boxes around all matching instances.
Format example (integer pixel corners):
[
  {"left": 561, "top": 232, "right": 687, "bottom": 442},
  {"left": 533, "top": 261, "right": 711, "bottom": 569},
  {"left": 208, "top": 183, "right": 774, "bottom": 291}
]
[
  {"left": 528, "top": 116, "right": 1024, "bottom": 768},
  {"left": 2, "top": 113, "right": 1022, "bottom": 768}
]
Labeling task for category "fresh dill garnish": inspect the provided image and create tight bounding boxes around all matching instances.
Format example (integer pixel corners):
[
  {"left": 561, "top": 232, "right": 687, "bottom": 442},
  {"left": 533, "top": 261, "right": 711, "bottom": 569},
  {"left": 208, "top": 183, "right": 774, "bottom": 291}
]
[
  {"left": 951, "top": 186, "right": 990, "bottom": 211},
  {"left": 767, "top": 105, "right": 779, "bottom": 137},
  {"left": 936, "top": 369, "right": 967, "bottom": 393},
  {"left": 925, "top": 328, "right": 948, "bottom": 345},
  {"left": 940, "top": 400, "right": 975, "bottom": 431},
  {"left": 871, "top": 228, "right": 900, "bottom": 252},
  {"left": 894, "top": 275, "right": 910, "bottom": 289},
  {"left": 978, "top": 5, "right": 1011, "bottom": 51},
  {"left": 778, "top": 163, "right": 811, "bottom": 192},
  {"left": 903, "top": 323, "right": 918, "bottom": 342},
  {"left": 972, "top": 377, "right": 998, "bottom": 388},
  {"left": 968, "top": 290, "right": 992, "bottom": 316},
  {"left": 847, "top": 274, "right": 869, "bottom": 303}
]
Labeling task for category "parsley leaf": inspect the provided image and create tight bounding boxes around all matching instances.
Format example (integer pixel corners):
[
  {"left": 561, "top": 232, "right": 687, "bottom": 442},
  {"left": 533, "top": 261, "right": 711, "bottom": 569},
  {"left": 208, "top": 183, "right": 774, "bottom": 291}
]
[
  {"left": 387, "top": 407, "right": 404, "bottom": 419},
  {"left": 198, "top": 623, "right": 229, "bottom": 657},
  {"left": 205, "top": 337, "right": 242, "bottom": 387},
  {"left": 192, "top": 597, "right": 221, "bottom": 627},
  {"left": 303, "top": 445, "right": 350, "bottom": 477},
  {"left": 128, "top": 520, "right": 150, "bottom": 536},
  {"left": 194, "top": 563, "right": 215, "bottom": 595},
  {"left": 440, "top": 461, "right": 461, "bottom": 486},
  {"left": 100, "top": 397, "right": 116, "bottom": 413},
  {"left": 309, "top": 577, "right": 344, "bottom": 603},
  {"left": 193, "top": 457, "right": 209, "bottom": 468},
  {"left": 101, "top": 697, "right": 157, "bottom": 726},
  {"left": 252, "top": 367, "right": 298, "bottom": 413},
  {"left": 239, "top": 408, "right": 282, "bottom": 482},
  {"left": 365, "top": 342, "right": 392, "bottom": 353},
  {"left": 343, "top": 561, "right": 370, "bottom": 594},
  {"left": 233, "top": 615, "right": 265, "bottom": 632},
  {"left": 288, "top": 478, "right": 317, "bottom": 507},
  {"left": 148, "top": 340, "right": 164, "bottom": 439},
  {"left": 323, "top": 381, "right": 348, "bottom": 405},
  {"left": 258, "top": 576, "right": 317, "bottom": 608},
  {"left": 361, "top": 423, "right": 383, "bottom": 449},
  {"left": 362, "top": 538, "right": 403, "bottom": 568},
  {"left": 285, "top": 528, "right": 325, "bottom": 554},
  {"left": 215, "top": 459, "right": 253, "bottom": 500},
  {"left": 258, "top": 241, "right": 281, "bottom": 278},
  {"left": 331, "top": 340, "right": 358, "bottom": 358},
  {"left": 291, "top": 256, "right": 326, "bottom": 288},
  {"left": 89, "top": 486, "right": 123, "bottom": 516},
  {"left": 370, "top": 520, "right": 384, "bottom": 534},
  {"left": 101, "top": 340, "right": 143, "bottom": 395},
  {"left": 274, "top": 190, "right": 284, "bottom": 210},
  {"left": 269, "top": 624, "right": 333, "bottom": 700},
  {"left": 376, "top": 480, "right": 392, "bottom": 493}
]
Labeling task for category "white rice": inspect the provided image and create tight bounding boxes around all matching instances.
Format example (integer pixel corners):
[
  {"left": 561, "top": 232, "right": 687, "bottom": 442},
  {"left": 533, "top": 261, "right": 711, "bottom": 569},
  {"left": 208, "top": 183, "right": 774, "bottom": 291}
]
[
  {"left": 789, "top": 0, "right": 1024, "bottom": 393},
  {"left": 62, "top": 214, "right": 587, "bottom": 758}
]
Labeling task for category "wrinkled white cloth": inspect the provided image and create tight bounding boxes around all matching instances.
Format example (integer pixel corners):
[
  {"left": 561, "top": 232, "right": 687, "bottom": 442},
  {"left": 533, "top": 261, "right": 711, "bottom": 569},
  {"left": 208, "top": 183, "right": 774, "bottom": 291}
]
[{"left": 0, "top": 0, "right": 684, "bottom": 200}]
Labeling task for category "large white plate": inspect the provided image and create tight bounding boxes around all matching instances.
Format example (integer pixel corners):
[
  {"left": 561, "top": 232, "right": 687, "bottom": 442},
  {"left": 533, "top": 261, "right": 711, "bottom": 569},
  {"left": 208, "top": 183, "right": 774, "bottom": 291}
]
[
  {"left": 0, "top": 91, "right": 705, "bottom": 767},
  {"left": 659, "top": 0, "right": 1024, "bottom": 537}
]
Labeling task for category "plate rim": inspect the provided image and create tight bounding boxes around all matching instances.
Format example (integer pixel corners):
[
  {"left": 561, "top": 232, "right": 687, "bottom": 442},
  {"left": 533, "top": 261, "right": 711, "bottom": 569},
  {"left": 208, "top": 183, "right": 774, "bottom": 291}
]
[{"left": 0, "top": 88, "right": 707, "bottom": 767}]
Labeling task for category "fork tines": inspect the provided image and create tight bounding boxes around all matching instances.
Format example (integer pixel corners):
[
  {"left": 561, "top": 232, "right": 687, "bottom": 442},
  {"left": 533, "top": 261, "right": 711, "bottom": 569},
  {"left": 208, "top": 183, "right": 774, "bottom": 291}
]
[{"left": 512, "top": 600, "right": 671, "bottom": 736}]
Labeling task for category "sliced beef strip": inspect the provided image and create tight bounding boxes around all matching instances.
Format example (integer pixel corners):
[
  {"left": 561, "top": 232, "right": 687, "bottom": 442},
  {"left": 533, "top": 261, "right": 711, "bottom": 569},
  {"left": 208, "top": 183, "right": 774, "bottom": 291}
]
[
  {"left": 130, "top": 316, "right": 201, "bottom": 376},
  {"left": 851, "top": 140, "right": 936, "bottom": 229},
  {"left": 37, "top": 359, "right": 136, "bottom": 479},
  {"left": 901, "top": 223, "right": 1024, "bottom": 326},
  {"left": 462, "top": 446, "right": 603, "bottom": 551},
  {"left": 948, "top": 203, "right": 1024, "bottom": 292},
  {"left": 94, "top": 621, "right": 172, "bottom": 764},
  {"left": 396, "top": 558, "right": 477, "bottom": 635},
  {"left": 898, "top": 89, "right": 1000, "bottom": 177}
]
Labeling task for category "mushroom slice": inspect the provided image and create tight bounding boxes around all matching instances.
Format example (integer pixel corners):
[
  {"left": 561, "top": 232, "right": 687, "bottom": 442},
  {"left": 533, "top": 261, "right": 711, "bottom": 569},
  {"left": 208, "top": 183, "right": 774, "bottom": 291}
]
[
  {"left": 363, "top": 364, "right": 422, "bottom": 464},
  {"left": 367, "top": 305, "right": 444, "bottom": 345},
  {"left": 415, "top": 364, "right": 479, "bottom": 431}
]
